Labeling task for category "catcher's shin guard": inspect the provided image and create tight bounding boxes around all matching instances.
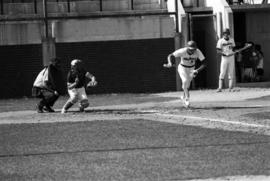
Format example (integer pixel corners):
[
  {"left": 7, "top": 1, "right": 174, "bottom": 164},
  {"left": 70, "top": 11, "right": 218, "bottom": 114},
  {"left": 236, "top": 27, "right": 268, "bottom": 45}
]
[
  {"left": 80, "top": 99, "right": 89, "bottom": 109},
  {"left": 62, "top": 101, "right": 73, "bottom": 112}
]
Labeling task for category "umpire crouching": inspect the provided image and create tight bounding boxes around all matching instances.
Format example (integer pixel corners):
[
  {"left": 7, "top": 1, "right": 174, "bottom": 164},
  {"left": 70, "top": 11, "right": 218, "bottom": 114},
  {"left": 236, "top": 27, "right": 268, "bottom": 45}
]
[{"left": 32, "top": 57, "right": 65, "bottom": 113}]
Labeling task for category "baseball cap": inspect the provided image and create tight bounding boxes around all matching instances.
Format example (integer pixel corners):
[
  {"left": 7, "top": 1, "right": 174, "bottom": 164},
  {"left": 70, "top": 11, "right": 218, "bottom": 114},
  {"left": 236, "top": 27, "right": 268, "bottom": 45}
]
[
  {"left": 223, "top": 28, "right": 230, "bottom": 35},
  {"left": 187, "top": 40, "right": 197, "bottom": 50},
  {"left": 50, "top": 57, "right": 60, "bottom": 63}
]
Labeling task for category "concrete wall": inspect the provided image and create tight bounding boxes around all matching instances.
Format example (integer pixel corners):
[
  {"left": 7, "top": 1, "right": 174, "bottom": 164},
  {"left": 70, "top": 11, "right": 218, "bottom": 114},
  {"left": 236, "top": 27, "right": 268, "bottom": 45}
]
[
  {"left": 0, "top": 21, "right": 43, "bottom": 45},
  {"left": 0, "top": 0, "right": 173, "bottom": 46},
  {"left": 0, "top": 15, "right": 175, "bottom": 45},
  {"left": 53, "top": 16, "right": 175, "bottom": 43}
]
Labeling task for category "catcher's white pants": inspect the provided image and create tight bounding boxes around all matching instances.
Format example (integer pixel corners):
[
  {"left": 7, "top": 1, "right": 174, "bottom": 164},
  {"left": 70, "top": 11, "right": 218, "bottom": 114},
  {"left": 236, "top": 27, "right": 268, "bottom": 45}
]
[
  {"left": 219, "top": 56, "right": 235, "bottom": 80},
  {"left": 68, "top": 87, "right": 88, "bottom": 105},
  {"left": 178, "top": 65, "right": 195, "bottom": 90}
]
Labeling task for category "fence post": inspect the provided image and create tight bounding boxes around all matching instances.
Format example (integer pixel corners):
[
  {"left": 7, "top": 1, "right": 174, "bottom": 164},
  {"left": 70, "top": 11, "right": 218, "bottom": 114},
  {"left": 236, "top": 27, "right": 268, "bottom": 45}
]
[
  {"left": 43, "top": 0, "right": 49, "bottom": 38},
  {"left": 99, "top": 0, "right": 102, "bottom": 11},
  {"left": 0, "top": 0, "right": 3, "bottom": 15},
  {"left": 67, "top": 0, "right": 70, "bottom": 13},
  {"left": 34, "top": 0, "right": 37, "bottom": 14}
]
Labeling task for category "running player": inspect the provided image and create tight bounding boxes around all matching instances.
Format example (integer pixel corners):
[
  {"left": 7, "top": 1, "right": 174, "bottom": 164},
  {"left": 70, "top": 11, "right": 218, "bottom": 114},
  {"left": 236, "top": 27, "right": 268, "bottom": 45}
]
[
  {"left": 216, "top": 28, "right": 236, "bottom": 92},
  {"left": 61, "top": 59, "right": 97, "bottom": 113},
  {"left": 164, "top": 40, "right": 206, "bottom": 108}
]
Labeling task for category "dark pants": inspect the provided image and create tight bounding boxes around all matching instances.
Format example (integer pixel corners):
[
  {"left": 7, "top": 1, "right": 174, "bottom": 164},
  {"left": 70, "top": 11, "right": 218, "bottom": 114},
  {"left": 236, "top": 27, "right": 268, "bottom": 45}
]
[{"left": 32, "top": 87, "right": 59, "bottom": 108}]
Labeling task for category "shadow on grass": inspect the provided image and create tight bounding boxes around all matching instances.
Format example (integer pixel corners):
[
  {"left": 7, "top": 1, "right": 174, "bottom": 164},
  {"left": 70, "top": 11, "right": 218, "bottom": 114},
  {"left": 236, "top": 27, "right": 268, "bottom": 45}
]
[
  {"left": 61, "top": 109, "right": 159, "bottom": 115},
  {"left": 190, "top": 106, "right": 264, "bottom": 110}
]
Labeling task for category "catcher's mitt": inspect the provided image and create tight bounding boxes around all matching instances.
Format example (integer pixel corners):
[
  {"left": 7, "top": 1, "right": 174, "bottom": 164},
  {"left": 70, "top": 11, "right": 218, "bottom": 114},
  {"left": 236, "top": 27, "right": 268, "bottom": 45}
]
[{"left": 87, "top": 80, "right": 98, "bottom": 88}]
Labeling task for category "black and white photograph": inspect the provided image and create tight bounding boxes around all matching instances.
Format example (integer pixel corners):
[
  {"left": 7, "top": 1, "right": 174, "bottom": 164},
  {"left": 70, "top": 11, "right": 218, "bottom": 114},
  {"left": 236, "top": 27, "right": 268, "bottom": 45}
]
[{"left": 0, "top": 0, "right": 270, "bottom": 180}]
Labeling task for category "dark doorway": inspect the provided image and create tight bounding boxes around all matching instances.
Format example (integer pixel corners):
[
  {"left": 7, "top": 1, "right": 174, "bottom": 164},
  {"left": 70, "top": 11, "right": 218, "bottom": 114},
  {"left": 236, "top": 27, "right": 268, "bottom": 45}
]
[{"left": 189, "top": 14, "right": 218, "bottom": 89}]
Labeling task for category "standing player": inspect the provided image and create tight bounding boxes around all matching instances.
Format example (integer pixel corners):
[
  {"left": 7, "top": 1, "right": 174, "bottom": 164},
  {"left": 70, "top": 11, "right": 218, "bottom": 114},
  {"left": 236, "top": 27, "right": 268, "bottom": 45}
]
[
  {"left": 164, "top": 40, "right": 206, "bottom": 108},
  {"left": 61, "top": 59, "right": 97, "bottom": 114},
  {"left": 216, "top": 28, "right": 236, "bottom": 92}
]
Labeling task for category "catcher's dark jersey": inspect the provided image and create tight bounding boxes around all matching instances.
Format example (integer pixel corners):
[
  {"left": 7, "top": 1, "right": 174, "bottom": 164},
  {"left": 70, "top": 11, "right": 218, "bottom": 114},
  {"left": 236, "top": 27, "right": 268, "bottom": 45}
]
[{"left": 67, "top": 68, "right": 87, "bottom": 89}]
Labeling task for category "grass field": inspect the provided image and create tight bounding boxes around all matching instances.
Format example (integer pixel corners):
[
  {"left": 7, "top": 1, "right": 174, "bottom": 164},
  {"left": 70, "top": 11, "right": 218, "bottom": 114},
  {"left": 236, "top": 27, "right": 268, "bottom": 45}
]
[{"left": 0, "top": 89, "right": 270, "bottom": 181}]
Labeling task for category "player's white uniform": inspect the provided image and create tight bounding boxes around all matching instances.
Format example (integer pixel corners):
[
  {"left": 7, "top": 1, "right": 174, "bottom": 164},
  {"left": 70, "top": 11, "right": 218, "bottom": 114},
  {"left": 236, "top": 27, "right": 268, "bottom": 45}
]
[
  {"left": 172, "top": 47, "right": 205, "bottom": 90},
  {"left": 217, "top": 37, "right": 235, "bottom": 80}
]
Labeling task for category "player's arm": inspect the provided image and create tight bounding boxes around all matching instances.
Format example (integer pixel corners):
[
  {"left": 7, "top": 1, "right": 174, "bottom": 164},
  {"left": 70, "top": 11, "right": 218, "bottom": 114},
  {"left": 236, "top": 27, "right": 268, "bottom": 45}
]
[
  {"left": 86, "top": 72, "right": 97, "bottom": 87},
  {"left": 67, "top": 78, "right": 79, "bottom": 90},
  {"left": 193, "top": 50, "right": 206, "bottom": 76},
  {"left": 167, "top": 53, "right": 175, "bottom": 66},
  {"left": 216, "top": 48, "right": 227, "bottom": 57},
  {"left": 164, "top": 53, "right": 176, "bottom": 68},
  {"left": 85, "top": 72, "right": 96, "bottom": 81},
  {"left": 195, "top": 60, "right": 206, "bottom": 73},
  {"left": 192, "top": 61, "right": 206, "bottom": 78}
]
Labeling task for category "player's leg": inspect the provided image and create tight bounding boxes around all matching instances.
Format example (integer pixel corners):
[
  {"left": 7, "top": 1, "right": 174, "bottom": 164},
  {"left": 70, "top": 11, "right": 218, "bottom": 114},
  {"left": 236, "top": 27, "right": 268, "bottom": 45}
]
[
  {"left": 43, "top": 90, "right": 58, "bottom": 112},
  {"left": 61, "top": 89, "right": 78, "bottom": 113},
  {"left": 37, "top": 98, "right": 45, "bottom": 113},
  {"left": 228, "top": 57, "right": 235, "bottom": 91},
  {"left": 33, "top": 87, "right": 44, "bottom": 113},
  {"left": 178, "top": 66, "right": 192, "bottom": 107},
  {"left": 217, "top": 59, "right": 228, "bottom": 92},
  {"left": 47, "top": 94, "right": 59, "bottom": 107},
  {"left": 77, "top": 88, "right": 89, "bottom": 112},
  {"left": 37, "top": 89, "right": 55, "bottom": 113},
  {"left": 183, "top": 80, "right": 191, "bottom": 108}
]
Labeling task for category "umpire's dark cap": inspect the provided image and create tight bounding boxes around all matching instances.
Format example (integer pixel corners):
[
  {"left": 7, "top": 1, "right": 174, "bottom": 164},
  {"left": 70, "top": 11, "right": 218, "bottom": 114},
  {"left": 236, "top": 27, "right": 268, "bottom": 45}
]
[{"left": 50, "top": 57, "right": 61, "bottom": 63}]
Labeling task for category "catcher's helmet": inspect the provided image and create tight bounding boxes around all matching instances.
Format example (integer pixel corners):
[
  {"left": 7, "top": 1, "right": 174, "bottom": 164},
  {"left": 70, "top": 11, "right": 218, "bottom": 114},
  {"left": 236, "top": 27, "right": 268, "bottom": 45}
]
[
  {"left": 187, "top": 40, "right": 197, "bottom": 50},
  {"left": 71, "top": 59, "right": 81, "bottom": 66}
]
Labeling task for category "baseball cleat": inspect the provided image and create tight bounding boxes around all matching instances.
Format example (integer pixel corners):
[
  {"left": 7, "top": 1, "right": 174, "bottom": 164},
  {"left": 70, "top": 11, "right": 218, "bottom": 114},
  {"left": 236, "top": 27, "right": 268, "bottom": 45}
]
[
  {"left": 43, "top": 106, "right": 55, "bottom": 112},
  {"left": 61, "top": 109, "right": 67, "bottom": 114},
  {"left": 229, "top": 88, "right": 240, "bottom": 92},
  {"left": 180, "top": 95, "right": 185, "bottom": 101},
  {"left": 181, "top": 96, "right": 189, "bottom": 108},
  {"left": 184, "top": 98, "right": 190, "bottom": 108},
  {"left": 36, "top": 104, "right": 43, "bottom": 113},
  {"left": 216, "top": 88, "right": 222, "bottom": 93},
  {"left": 180, "top": 96, "right": 185, "bottom": 105}
]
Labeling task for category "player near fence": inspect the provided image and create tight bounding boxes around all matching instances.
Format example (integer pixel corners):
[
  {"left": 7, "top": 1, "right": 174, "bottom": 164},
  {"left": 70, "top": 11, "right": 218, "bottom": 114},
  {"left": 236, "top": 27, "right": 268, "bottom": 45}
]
[
  {"left": 216, "top": 28, "right": 236, "bottom": 92},
  {"left": 61, "top": 59, "right": 97, "bottom": 114},
  {"left": 216, "top": 28, "right": 252, "bottom": 91},
  {"left": 163, "top": 40, "right": 206, "bottom": 108}
]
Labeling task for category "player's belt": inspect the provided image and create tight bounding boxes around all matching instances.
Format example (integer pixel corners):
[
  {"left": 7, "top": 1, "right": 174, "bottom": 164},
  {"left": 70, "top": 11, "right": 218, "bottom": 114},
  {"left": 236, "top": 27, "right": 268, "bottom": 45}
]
[{"left": 181, "top": 64, "right": 195, "bottom": 68}]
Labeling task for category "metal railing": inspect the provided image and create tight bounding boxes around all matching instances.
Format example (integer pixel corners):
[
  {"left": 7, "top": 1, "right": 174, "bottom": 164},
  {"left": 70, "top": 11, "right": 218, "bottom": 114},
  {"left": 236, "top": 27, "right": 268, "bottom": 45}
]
[
  {"left": 0, "top": 0, "right": 168, "bottom": 15},
  {"left": 0, "top": 0, "right": 179, "bottom": 32}
]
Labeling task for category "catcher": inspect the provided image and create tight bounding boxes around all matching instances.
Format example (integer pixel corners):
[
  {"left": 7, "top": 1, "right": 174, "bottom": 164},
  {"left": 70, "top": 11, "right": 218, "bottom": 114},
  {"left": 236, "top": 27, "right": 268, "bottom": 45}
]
[
  {"left": 164, "top": 40, "right": 206, "bottom": 108},
  {"left": 61, "top": 59, "right": 97, "bottom": 113}
]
